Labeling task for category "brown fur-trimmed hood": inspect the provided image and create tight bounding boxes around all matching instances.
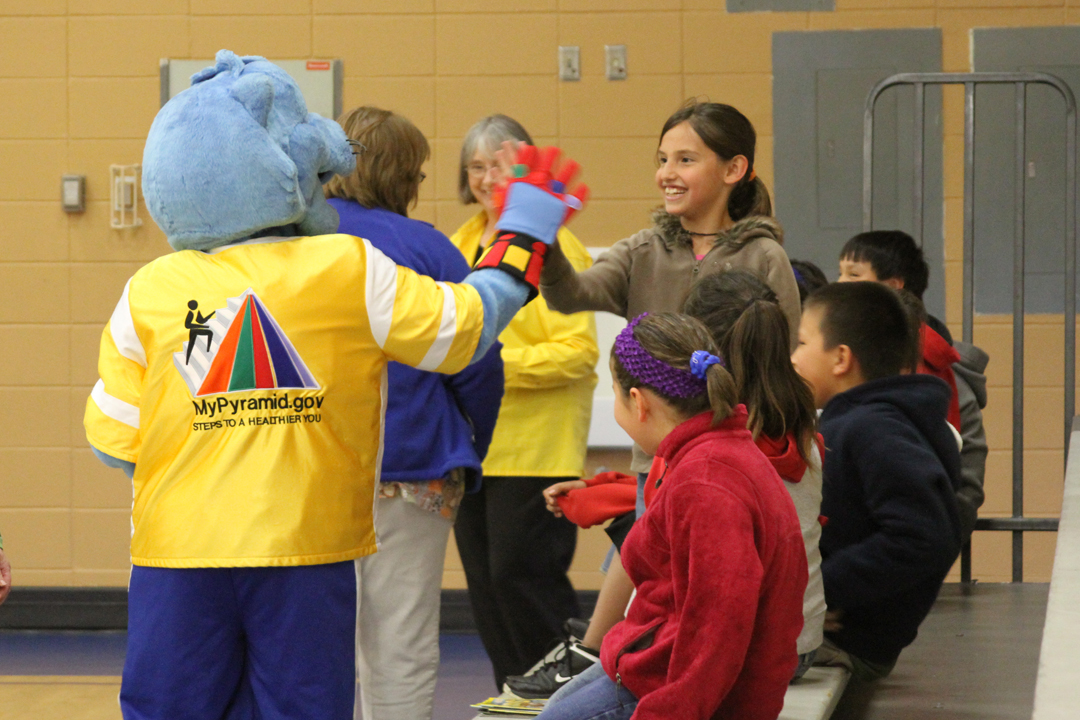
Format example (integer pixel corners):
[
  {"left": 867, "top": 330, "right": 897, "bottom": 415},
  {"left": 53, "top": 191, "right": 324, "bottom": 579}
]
[{"left": 650, "top": 209, "right": 785, "bottom": 251}]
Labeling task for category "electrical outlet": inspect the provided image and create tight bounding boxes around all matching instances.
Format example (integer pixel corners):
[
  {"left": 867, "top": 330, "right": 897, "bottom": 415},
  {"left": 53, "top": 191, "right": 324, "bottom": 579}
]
[
  {"left": 605, "top": 45, "right": 627, "bottom": 81},
  {"left": 559, "top": 46, "right": 580, "bottom": 82}
]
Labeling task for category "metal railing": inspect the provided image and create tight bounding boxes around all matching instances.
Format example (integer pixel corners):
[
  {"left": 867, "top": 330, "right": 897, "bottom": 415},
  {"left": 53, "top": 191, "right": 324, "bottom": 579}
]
[{"left": 863, "top": 72, "right": 1075, "bottom": 582}]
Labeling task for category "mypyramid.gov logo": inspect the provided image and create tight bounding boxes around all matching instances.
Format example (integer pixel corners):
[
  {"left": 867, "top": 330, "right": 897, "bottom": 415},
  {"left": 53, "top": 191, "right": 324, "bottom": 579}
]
[{"left": 173, "top": 289, "right": 320, "bottom": 398}]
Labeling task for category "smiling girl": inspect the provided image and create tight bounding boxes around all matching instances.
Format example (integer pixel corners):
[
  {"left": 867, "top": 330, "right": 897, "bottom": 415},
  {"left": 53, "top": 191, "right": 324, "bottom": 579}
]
[{"left": 539, "top": 101, "right": 800, "bottom": 477}]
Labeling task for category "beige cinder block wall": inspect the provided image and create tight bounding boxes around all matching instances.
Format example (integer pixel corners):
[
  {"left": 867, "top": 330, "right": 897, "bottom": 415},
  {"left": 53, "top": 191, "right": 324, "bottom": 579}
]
[{"left": 0, "top": 0, "right": 1074, "bottom": 590}]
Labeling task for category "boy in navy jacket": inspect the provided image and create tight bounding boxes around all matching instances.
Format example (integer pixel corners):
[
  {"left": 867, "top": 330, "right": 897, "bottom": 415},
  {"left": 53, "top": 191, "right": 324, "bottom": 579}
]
[
  {"left": 837, "top": 229, "right": 988, "bottom": 541},
  {"left": 792, "top": 282, "right": 962, "bottom": 681}
]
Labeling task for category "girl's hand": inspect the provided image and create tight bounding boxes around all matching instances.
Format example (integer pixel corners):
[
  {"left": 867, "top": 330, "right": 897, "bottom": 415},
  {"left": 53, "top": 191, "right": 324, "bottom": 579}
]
[
  {"left": 542, "top": 480, "right": 587, "bottom": 517},
  {"left": 824, "top": 608, "right": 844, "bottom": 632}
]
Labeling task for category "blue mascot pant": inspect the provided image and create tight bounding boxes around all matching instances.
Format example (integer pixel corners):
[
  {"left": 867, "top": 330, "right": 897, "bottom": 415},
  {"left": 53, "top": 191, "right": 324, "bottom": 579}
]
[{"left": 122, "top": 562, "right": 357, "bottom": 720}]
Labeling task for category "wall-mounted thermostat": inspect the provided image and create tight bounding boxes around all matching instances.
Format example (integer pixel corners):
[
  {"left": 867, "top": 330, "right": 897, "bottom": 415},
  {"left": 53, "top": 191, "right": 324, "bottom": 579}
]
[{"left": 62, "top": 175, "right": 85, "bottom": 213}]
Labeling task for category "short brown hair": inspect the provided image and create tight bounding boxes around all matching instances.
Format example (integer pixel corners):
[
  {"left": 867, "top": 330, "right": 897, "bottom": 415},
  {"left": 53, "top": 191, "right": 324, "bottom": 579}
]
[
  {"left": 805, "top": 282, "right": 915, "bottom": 381},
  {"left": 324, "top": 106, "right": 429, "bottom": 217}
]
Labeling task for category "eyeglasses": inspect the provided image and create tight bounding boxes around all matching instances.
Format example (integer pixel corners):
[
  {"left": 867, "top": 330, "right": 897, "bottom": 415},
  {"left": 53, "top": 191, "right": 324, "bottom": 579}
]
[
  {"left": 346, "top": 139, "right": 426, "bottom": 183},
  {"left": 466, "top": 161, "right": 500, "bottom": 178}
]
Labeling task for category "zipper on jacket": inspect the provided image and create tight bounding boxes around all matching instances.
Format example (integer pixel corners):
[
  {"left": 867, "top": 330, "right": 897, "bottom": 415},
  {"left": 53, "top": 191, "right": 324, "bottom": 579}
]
[
  {"left": 612, "top": 617, "right": 665, "bottom": 688},
  {"left": 692, "top": 238, "right": 727, "bottom": 275}
]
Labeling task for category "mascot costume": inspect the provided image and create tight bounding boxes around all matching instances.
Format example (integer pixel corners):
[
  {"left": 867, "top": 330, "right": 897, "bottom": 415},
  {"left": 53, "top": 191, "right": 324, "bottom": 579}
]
[{"left": 83, "top": 50, "right": 586, "bottom": 720}]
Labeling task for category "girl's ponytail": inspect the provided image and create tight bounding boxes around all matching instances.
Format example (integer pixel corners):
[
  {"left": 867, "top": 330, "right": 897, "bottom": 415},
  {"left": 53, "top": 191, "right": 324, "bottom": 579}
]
[
  {"left": 728, "top": 176, "right": 772, "bottom": 222},
  {"left": 685, "top": 271, "right": 817, "bottom": 461},
  {"left": 704, "top": 359, "right": 739, "bottom": 427}
]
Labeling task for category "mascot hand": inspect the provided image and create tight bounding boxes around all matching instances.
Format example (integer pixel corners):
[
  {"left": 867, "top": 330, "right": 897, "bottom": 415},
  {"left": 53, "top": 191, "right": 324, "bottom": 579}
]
[
  {"left": 473, "top": 144, "right": 587, "bottom": 303},
  {"left": 493, "top": 144, "right": 589, "bottom": 245}
]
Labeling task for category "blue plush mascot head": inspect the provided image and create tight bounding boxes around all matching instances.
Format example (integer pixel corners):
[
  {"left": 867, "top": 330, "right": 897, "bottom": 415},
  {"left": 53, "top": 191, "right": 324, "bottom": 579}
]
[{"left": 143, "top": 50, "right": 356, "bottom": 251}]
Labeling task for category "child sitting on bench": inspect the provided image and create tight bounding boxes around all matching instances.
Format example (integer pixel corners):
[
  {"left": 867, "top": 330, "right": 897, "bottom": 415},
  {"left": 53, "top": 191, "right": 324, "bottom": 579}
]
[
  {"left": 791, "top": 282, "right": 963, "bottom": 681},
  {"left": 538, "top": 313, "right": 806, "bottom": 720}
]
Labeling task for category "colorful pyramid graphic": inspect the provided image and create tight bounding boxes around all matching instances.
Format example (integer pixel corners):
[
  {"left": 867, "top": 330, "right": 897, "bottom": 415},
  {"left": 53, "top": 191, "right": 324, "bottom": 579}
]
[{"left": 173, "top": 289, "right": 319, "bottom": 397}]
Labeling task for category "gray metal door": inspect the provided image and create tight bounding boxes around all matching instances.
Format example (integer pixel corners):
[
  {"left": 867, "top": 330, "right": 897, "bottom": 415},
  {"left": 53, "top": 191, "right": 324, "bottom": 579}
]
[
  {"left": 773, "top": 29, "right": 944, "bottom": 318},
  {"left": 973, "top": 27, "right": 1080, "bottom": 314}
]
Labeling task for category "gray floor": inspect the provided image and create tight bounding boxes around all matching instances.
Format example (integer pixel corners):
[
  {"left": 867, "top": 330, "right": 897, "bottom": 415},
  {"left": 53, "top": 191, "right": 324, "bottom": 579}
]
[
  {"left": 833, "top": 583, "right": 1048, "bottom": 720},
  {"left": 0, "top": 583, "right": 1050, "bottom": 719}
]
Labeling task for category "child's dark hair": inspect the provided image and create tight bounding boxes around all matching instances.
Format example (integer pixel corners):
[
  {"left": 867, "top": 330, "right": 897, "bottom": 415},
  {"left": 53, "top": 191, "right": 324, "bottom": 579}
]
[
  {"left": 660, "top": 101, "right": 771, "bottom": 221},
  {"left": 805, "top": 282, "right": 915, "bottom": 381},
  {"left": 789, "top": 259, "right": 828, "bottom": 306},
  {"left": 611, "top": 313, "right": 739, "bottom": 426},
  {"left": 685, "top": 271, "right": 818, "bottom": 462},
  {"left": 840, "top": 230, "right": 929, "bottom": 299},
  {"left": 895, "top": 289, "right": 928, "bottom": 373}
]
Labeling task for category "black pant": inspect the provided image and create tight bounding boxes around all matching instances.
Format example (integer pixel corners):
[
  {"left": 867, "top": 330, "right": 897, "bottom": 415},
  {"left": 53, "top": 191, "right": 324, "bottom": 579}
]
[{"left": 455, "top": 475, "right": 581, "bottom": 690}]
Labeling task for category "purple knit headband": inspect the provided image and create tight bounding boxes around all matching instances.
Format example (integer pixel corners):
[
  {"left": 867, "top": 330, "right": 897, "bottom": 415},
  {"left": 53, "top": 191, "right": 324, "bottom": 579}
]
[{"left": 613, "top": 314, "right": 723, "bottom": 398}]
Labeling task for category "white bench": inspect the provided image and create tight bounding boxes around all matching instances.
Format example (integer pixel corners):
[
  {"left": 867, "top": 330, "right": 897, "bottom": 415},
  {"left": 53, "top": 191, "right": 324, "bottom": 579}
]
[
  {"left": 1030, "top": 420, "right": 1080, "bottom": 719},
  {"left": 470, "top": 666, "right": 850, "bottom": 720},
  {"left": 780, "top": 666, "right": 850, "bottom": 720}
]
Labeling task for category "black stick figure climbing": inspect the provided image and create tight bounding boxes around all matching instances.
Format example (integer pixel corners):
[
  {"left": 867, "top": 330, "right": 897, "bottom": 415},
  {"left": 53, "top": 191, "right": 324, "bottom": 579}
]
[{"left": 185, "top": 300, "right": 215, "bottom": 364}]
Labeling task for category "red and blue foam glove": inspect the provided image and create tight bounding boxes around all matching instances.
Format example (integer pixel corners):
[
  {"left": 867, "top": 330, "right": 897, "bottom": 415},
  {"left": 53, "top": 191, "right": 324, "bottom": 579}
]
[
  {"left": 475, "top": 145, "right": 589, "bottom": 301},
  {"left": 492, "top": 145, "right": 589, "bottom": 239}
]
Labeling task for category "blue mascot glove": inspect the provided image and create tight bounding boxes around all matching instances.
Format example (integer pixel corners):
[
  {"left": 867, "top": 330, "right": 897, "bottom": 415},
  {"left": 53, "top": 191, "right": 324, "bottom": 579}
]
[{"left": 474, "top": 145, "right": 588, "bottom": 301}]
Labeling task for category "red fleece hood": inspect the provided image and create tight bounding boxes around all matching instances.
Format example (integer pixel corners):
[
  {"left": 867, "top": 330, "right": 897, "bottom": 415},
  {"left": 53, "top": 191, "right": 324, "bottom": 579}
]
[
  {"left": 918, "top": 325, "right": 961, "bottom": 430},
  {"left": 753, "top": 432, "right": 823, "bottom": 483}
]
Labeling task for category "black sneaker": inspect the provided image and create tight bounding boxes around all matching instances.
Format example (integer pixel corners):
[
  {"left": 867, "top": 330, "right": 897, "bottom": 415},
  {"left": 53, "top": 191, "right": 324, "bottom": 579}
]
[
  {"left": 515, "top": 618, "right": 589, "bottom": 678},
  {"left": 564, "top": 617, "right": 589, "bottom": 644},
  {"left": 503, "top": 642, "right": 600, "bottom": 699}
]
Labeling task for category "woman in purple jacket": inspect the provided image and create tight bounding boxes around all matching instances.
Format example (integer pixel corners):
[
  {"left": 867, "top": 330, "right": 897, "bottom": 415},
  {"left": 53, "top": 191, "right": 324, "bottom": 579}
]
[{"left": 324, "top": 106, "right": 505, "bottom": 720}]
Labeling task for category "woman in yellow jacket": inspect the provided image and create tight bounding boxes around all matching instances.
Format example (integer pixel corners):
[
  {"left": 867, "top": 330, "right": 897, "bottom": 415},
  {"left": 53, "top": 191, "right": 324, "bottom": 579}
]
[{"left": 450, "top": 115, "right": 599, "bottom": 690}]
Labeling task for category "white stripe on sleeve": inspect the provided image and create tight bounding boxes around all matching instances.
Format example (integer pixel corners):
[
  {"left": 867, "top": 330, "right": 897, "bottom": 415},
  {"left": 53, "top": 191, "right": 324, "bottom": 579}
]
[
  {"left": 91, "top": 379, "right": 140, "bottom": 429},
  {"left": 415, "top": 283, "right": 458, "bottom": 371},
  {"left": 109, "top": 280, "right": 147, "bottom": 367},
  {"left": 363, "top": 239, "right": 398, "bottom": 350}
]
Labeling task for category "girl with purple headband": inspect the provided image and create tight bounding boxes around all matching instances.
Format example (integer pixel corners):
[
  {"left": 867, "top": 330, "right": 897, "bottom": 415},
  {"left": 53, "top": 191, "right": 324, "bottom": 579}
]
[{"left": 537, "top": 312, "right": 807, "bottom": 720}]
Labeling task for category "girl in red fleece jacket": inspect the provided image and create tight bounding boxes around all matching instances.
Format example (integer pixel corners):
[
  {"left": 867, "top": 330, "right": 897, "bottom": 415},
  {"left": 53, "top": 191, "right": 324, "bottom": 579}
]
[
  {"left": 538, "top": 313, "right": 806, "bottom": 720},
  {"left": 549, "top": 270, "right": 825, "bottom": 684}
]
